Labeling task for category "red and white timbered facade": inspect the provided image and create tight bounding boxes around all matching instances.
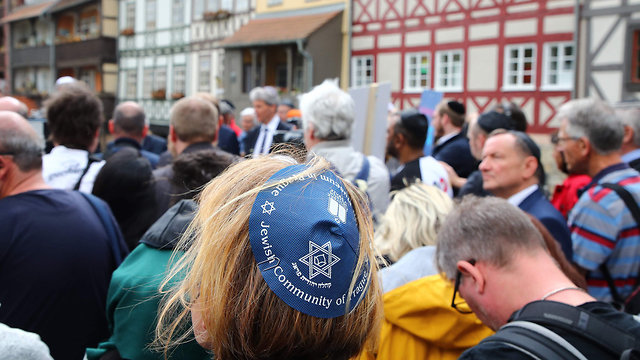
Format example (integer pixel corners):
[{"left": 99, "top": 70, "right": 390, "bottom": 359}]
[{"left": 351, "top": 0, "right": 576, "bottom": 133}]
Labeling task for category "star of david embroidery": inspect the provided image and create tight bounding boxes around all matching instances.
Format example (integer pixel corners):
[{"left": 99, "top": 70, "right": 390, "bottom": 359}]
[
  {"left": 261, "top": 200, "right": 275, "bottom": 215},
  {"left": 299, "top": 241, "right": 340, "bottom": 280}
]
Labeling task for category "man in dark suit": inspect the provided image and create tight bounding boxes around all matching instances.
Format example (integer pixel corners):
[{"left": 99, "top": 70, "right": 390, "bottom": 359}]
[
  {"left": 243, "top": 86, "right": 291, "bottom": 156},
  {"left": 104, "top": 101, "right": 160, "bottom": 168},
  {"left": 142, "top": 134, "right": 167, "bottom": 155},
  {"left": 479, "top": 129, "right": 573, "bottom": 261},
  {"left": 431, "top": 100, "right": 476, "bottom": 178}
]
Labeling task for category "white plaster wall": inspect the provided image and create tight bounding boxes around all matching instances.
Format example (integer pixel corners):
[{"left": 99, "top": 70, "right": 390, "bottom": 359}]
[
  {"left": 547, "top": 0, "right": 575, "bottom": 9},
  {"left": 378, "top": 33, "right": 401, "bottom": 48},
  {"left": 505, "top": 18, "right": 537, "bottom": 37},
  {"left": 352, "top": 36, "right": 374, "bottom": 51},
  {"left": 469, "top": 22, "right": 498, "bottom": 41},
  {"left": 543, "top": 14, "right": 574, "bottom": 34},
  {"left": 593, "top": 72, "right": 623, "bottom": 102},
  {"left": 376, "top": 53, "right": 401, "bottom": 91},
  {"left": 405, "top": 30, "right": 430, "bottom": 47},
  {"left": 590, "top": 0, "right": 621, "bottom": 9},
  {"left": 467, "top": 45, "right": 497, "bottom": 91},
  {"left": 435, "top": 27, "right": 464, "bottom": 44},
  {"left": 592, "top": 16, "right": 625, "bottom": 65}
]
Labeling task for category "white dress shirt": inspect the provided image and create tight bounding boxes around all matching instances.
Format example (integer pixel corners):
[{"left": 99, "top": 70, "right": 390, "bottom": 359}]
[{"left": 253, "top": 115, "right": 281, "bottom": 156}]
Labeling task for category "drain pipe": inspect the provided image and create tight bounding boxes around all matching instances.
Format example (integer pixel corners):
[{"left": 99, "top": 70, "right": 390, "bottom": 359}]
[{"left": 296, "top": 38, "right": 313, "bottom": 91}]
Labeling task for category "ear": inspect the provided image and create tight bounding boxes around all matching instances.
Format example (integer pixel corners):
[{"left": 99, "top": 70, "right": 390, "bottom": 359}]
[
  {"left": 577, "top": 136, "right": 590, "bottom": 157},
  {"left": 0, "top": 155, "right": 12, "bottom": 180},
  {"left": 457, "top": 260, "right": 486, "bottom": 294},
  {"left": 108, "top": 120, "right": 114, "bottom": 134},
  {"left": 522, "top": 156, "right": 538, "bottom": 180},
  {"left": 169, "top": 125, "right": 177, "bottom": 143},
  {"left": 141, "top": 124, "right": 149, "bottom": 138},
  {"left": 394, "top": 132, "right": 406, "bottom": 148},
  {"left": 623, "top": 125, "right": 634, "bottom": 145}
]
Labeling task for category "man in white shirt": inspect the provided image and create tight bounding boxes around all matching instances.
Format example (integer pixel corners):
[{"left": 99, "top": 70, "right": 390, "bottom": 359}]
[
  {"left": 242, "top": 86, "right": 291, "bottom": 156},
  {"left": 301, "top": 79, "right": 390, "bottom": 218},
  {"left": 42, "top": 82, "right": 105, "bottom": 193},
  {"left": 479, "top": 129, "right": 572, "bottom": 260}
]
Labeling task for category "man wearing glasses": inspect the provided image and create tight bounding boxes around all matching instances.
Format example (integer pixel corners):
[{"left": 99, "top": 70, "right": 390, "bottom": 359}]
[
  {"left": 556, "top": 99, "right": 640, "bottom": 304},
  {"left": 436, "top": 196, "right": 640, "bottom": 358}
]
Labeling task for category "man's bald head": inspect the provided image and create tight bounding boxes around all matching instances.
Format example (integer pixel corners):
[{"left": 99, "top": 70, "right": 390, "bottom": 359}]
[
  {"left": 112, "top": 101, "right": 146, "bottom": 138},
  {"left": 0, "top": 97, "right": 29, "bottom": 118},
  {"left": 0, "top": 111, "right": 43, "bottom": 172}
]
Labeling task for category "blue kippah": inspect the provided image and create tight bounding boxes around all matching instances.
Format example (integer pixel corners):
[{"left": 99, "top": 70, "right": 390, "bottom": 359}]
[{"left": 249, "top": 165, "right": 370, "bottom": 318}]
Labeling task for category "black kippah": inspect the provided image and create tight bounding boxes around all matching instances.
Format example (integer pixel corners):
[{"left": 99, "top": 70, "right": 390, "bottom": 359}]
[
  {"left": 477, "top": 111, "right": 514, "bottom": 133},
  {"left": 447, "top": 101, "right": 465, "bottom": 115}
]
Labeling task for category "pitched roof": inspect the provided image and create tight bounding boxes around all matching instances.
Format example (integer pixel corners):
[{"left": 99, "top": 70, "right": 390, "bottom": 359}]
[
  {"left": 1, "top": 1, "right": 57, "bottom": 24},
  {"left": 49, "top": 0, "right": 93, "bottom": 13},
  {"left": 220, "top": 11, "right": 341, "bottom": 48}
]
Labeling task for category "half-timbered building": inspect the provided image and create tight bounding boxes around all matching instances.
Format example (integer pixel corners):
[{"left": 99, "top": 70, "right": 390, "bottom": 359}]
[{"left": 351, "top": 0, "right": 577, "bottom": 133}]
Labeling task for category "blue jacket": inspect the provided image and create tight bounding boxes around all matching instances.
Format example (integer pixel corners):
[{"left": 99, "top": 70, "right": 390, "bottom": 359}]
[
  {"left": 519, "top": 188, "right": 573, "bottom": 261},
  {"left": 105, "top": 138, "right": 160, "bottom": 169},
  {"left": 432, "top": 133, "right": 477, "bottom": 178},
  {"left": 217, "top": 125, "right": 240, "bottom": 155}
]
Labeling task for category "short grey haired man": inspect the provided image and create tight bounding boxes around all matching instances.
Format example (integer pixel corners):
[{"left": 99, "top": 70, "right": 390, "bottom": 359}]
[
  {"left": 435, "top": 196, "right": 640, "bottom": 358},
  {"left": 556, "top": 98, "right": 640, "bottom": 302},
  {"left": 301, "top": 79, "right": 390, "bottom": 217},
  {"left": 105, "top": 101, "right": 159, "bottom": 168},
  {"left": 243, "top": 86, "right": 291, "bottom": 156},
  {"left": 617, "top": 107, "right": 640, "bottom": 171}
]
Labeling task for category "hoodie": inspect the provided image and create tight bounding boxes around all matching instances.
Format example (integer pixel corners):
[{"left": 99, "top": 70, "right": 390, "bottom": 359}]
[{"left": 364, "top": 246, "right": 493, "bottom": 360}]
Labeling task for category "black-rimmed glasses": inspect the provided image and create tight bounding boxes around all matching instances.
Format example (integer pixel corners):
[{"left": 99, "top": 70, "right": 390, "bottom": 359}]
[{"left": 451, "top": 259, "right": 475, "bottom": 314}]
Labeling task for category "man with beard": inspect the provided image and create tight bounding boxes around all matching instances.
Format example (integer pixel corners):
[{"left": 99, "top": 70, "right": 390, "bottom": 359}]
[
  {"left": 431, "top": 100, "right": 476, "bottom": 179},
  {"left": 386, "top": 109, "right": 452, "bottom": 195}
]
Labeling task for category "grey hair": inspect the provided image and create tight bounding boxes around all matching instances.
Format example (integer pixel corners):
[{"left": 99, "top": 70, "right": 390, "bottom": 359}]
[
  {"left": 299, "top": 79, "right": 354, "bottom": 141},
  {"left": 435, "top": 196, "right": 546, "bottom": 280},
  {"left": 616, "top": 107, "right": 640, "bottom": 147},
  {"left": 375, "top": 184, "right": 453, "bottom": 262},
  {"left": 249, "top": 86, "right": 280, "bottom": 106},
  {"left": 113, "top": 103, "right": 146, "bottom": 136},
  {"left": 0, "top": 125, "right": 44, "bottom": 172},
  {"left": 557, "top": 98, "right": 623, "bottom": 154}
]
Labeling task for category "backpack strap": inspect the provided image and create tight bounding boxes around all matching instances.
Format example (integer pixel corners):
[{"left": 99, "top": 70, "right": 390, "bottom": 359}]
[
  {"left": 599, "top": 183, "right": 640, "bottom": 304},
  {"left": 79, "top": 192, "right": 129, "bottom": 265},
  {"left": 512, "top": 300, "right": 640, "bottom": 355},
  {"left": 483, "top": 320, "right": 587, "bottom": 360},
  {"left": 73, "top": 153, "right": 101, "bottom": 191}
]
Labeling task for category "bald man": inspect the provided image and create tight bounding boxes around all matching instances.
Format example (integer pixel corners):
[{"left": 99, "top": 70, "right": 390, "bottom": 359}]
[
  {"left": 0, "top": 96, "right": 28, "bottom": 118},
  {"left": 0, "top": 111, "right": 126, "bottom": 359},
  {"left": 105, "top": 101, "right": 159, "bottom": 168}
]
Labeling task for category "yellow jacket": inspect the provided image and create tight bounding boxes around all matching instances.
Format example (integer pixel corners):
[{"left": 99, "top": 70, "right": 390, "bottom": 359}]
[{"left": 363, "top": 273, "right": 493, "bottom": 360}]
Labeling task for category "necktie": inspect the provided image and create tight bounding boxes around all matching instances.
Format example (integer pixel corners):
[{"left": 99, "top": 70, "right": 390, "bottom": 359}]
[{"left": 261, "top": 127, "right": 270, "bottom": 154}]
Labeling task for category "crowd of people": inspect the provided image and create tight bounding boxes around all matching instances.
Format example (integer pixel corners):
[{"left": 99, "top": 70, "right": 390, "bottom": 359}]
[{"left": 0, "top": 77, "right": 639, "bottom": 360}]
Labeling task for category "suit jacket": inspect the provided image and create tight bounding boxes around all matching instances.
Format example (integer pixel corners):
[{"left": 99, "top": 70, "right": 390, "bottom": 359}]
[
  {"left": 519, "top": 188, "right": 573, "bottom": 261},
  {"left": 105, "top": 137, "right": 160, "bottom": 169},
  {"left": 141, "top": 134, "right": 168, "bottom": 155},
  {"left": 242, "top": 122, "right": 291, "bottom": 155},
  {"left": 217, "top": 125, "right": 240, "bottom": 155},
  {"left": 432, "top": 133, "right": 477, "bottom": 178}
]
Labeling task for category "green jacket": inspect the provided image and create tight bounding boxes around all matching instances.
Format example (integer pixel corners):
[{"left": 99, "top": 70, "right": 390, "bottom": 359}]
[{"left": 86, "top": 200, "right": 210, "bottom": 360}]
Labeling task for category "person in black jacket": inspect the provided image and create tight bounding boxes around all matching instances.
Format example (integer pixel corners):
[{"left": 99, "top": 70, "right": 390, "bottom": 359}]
[{"left": 431, "top": 100, "right": 476, "bottom": 179}]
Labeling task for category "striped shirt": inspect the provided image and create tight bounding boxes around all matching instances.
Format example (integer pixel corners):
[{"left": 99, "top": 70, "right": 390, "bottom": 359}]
[{"left": 569, "top": 163, "right": 640, "bottom": 302}]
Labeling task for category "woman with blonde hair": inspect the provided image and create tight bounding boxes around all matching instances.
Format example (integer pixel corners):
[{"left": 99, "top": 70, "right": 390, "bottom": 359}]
[
  {"left": 365, "top": 183, "right": 493, "bottom": 360},
  {"left": 156, "top": 154, "right": 381, "bottom": 360}
]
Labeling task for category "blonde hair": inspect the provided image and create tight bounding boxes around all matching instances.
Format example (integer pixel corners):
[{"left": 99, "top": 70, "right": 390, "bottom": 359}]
[
  {"left": 374, "top": 184, "right": 453, "bottom": 262},
  {"left": 155, "top": 154, "right": 381, "bottom": 360}
]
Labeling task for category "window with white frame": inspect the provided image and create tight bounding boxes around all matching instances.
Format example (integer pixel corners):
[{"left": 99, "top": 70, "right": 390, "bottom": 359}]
[
  {"left": 154, "top": 67, "right": 166, "bottom": 91},
  {"left": 173, "top": 65, "right": 186, "bottom": 94},
  {"left": 435, "top": 50, "right": 463, "bottom": 91},
  {"left": 126, "top": 69, "right": 137, "bottom": 98},
  {"left": 404, "top": 52, "right": 430, "bottom": 92},
  {"left": 143, "top": 68, "right": 153, "bottom": 97},
  {"left": 199, "top": 54, "right": 211, "bottom": 92},
  {"left": 221, "top": 0, "right": 233, "bottom": 11},
  {"left": 172, "top": 0, "right": 183, "bottom": 26},
  {"left": 352, "top": 56, "right": 373, "bottom": 87},
  {"left": 236, "top": 0, "right": 249, "bottom": 12},
  {"left": 146, "top": 0, "right": 156, "bottom": 30},
  {"left": 504, "top": 44, "right": 536, "bottom": 90},
  {"left": 125, "top": 3, "right": 135, "bottom": 29},
  {"left": 542, "top": 42, "right": 574, "bottom": 89}
]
